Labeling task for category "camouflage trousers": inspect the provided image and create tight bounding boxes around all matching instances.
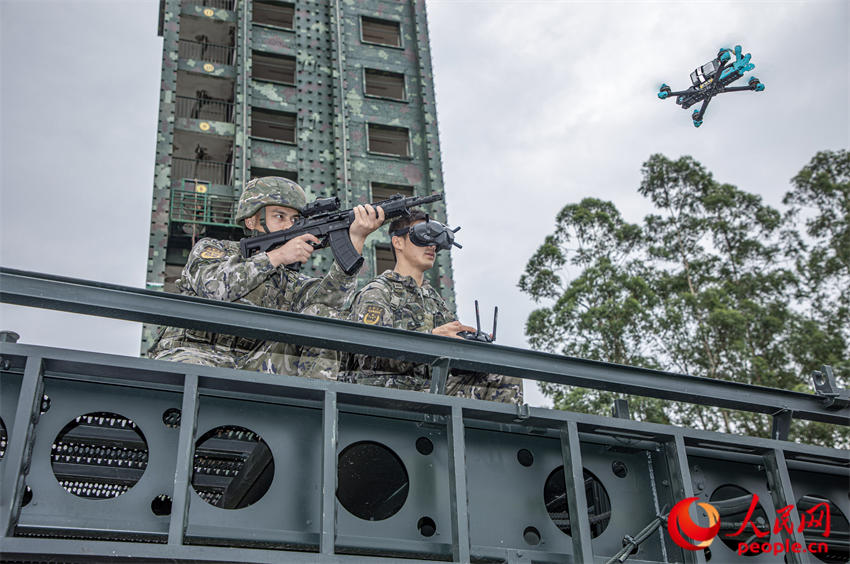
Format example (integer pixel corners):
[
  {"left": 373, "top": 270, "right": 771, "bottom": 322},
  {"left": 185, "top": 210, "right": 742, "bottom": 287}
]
[
  {"left": 147, "top": 327, "right": 260, "bottom": 370},
  {"left": 446, "top": 372, "right": 524, "bottom": 404},
  {"left": 149, "top": 345, "right": 239, "bottom": 369},
  {"left": 239, "top": 341, "right": 322, "bottom": 377}
]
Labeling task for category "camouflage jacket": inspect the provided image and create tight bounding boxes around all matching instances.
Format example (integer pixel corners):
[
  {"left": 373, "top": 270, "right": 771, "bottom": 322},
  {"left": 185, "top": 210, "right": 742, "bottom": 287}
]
[
  {"left": 343, "top": 270, "right": 523, "bottom": 404},
  {"left": 349, "top": 270, "right": 453, "bottom": 333},
  {"left": 344, "top": 270, "right": 453, "bottom": 384},
  {"left": 148, "top": 237, "right": 355, "bottom": 369}
]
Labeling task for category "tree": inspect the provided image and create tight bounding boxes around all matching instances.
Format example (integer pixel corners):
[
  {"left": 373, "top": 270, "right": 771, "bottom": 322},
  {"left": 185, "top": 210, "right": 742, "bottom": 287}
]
[
  {"left": 783, "top": 150, "right": 850, "bottom": 374},
  {"left": 518, "top": 198, "right": 666, "bottom": 422},
  {"left": 520, "top": 153, "right": 849, "bottom": 445}
]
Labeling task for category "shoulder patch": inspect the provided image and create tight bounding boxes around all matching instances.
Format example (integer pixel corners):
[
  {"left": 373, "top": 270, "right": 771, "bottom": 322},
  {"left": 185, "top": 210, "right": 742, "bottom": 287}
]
[
  {"left": 200, "top": 247, "right": 226, "bottom": 259},
  {"left": 362, "top": 305, "right": 384, "bottom": 326}
]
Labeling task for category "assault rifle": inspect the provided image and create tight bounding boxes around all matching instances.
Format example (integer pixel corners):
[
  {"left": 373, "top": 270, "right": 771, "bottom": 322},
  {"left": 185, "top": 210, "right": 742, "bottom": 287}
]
[{"left": 239, "top": 193, "right": 442, "bottom": 275}]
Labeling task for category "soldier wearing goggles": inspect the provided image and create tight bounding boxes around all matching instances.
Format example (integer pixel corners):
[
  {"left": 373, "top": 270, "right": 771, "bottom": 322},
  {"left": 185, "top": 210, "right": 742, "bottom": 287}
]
[{"left": 340, "top": 210, "right": 522, "bottom": 403}]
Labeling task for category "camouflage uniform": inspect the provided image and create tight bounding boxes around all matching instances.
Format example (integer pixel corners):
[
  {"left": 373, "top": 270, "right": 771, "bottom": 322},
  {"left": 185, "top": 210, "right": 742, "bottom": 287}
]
[
  {"left": 147, "top": 240, "right": 355, "bottom": 371},
  {"left": 289, "top": 300, "right": 351, "bottom": 381},
  {"left": 148, "top": 177, "right": 357, "bottom": 372},
  {"left": 343, "top": 270, "right": 523, "bottom": 403}
]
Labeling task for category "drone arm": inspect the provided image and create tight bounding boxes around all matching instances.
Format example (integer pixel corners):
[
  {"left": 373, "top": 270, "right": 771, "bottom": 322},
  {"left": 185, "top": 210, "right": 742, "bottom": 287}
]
[
  {"left": 718, "top": 85, "right": 759, "bottom": 93},
  {"left": 692, "top": 95, "right": 712, "bottom": 125},
  {"left": 665, "top": 89, "right": 694, "bottom": 97}
]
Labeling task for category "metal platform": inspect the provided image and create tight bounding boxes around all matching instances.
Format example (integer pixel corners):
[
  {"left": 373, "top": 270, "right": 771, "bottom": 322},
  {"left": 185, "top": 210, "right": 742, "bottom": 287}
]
[{"left": 1, "top": 268, "right": 848, "bottom": 563}]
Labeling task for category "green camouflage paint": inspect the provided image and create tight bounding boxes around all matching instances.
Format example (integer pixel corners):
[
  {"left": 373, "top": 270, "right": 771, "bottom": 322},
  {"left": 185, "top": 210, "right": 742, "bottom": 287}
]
[{"left": 144, "top": 0, "right": 456, "bottom": 354}]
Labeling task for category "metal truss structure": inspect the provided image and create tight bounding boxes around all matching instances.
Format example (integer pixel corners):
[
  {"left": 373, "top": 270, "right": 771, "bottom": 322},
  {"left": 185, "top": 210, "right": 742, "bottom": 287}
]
[{"left": 1, "top": 268, "right": 848, "bottom": 563}]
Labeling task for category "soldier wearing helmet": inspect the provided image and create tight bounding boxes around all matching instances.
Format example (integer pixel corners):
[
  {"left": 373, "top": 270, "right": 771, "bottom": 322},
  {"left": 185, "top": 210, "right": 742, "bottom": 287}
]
[
  {"left": 336, "top": 211, "right": 523, "bottom": 403},
  {"left": 147, "top": 177, "right": 384, "bottom": 370}
]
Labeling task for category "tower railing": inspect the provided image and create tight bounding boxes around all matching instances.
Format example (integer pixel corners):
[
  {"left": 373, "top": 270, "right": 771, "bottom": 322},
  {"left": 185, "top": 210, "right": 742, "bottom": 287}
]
[
  {"left": 181, "top": 0, "right": 234, "bottom": 10},
  {"left": 178, "top": 39, "right": 235, "bottom": 66},
  {"left": 176, "top": 95, "right": 234, "bottom": 123},
  {"left": 170, "top": 188, "right": 238, "bottom": 227},
  {"left": 172, "top": 157, "right": 233, "bottom": 186}
]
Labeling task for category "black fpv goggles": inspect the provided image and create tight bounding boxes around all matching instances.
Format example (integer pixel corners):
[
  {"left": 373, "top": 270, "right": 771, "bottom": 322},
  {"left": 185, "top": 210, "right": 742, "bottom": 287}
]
[{"left": 390, "top": 217, "right": 462, "bottom": 251}]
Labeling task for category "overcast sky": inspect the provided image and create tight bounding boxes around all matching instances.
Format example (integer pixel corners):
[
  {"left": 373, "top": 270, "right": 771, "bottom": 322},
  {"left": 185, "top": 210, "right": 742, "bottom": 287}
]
[{"left": 1, "top": 0, "right": 847, "bottom": 407}]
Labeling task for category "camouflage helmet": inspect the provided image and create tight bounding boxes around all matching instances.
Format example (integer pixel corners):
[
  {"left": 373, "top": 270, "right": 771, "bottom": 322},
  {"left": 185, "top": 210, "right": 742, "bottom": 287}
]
[{"left": 235, "top": 177, "right": 308, "bottom": 232}]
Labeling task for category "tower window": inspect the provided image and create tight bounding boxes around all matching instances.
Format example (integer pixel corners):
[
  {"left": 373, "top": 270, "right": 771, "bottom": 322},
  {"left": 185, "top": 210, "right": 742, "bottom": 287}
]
[
  {"left": 375, "top": 244, "right": 395, "bottom": 275},
  {"left": 253, "top": 1, "right": 294, "bottom": 29},
  {"left": 364, "top": 69, "right": 406, "bottom": 101},
  {"left": 361, "top": 17, "right": 401, "bottom": 47},
  {"left": 252, "top": 52, "right": 296, "bottom": 85},
  {"left": 371, "top": 182, "right": 413, "bottom": 202},
  {"left": 252, "top": 109, "right": 296, "bottom": 144},
  {"left": 367, "top": 124, "right": 409, "bottom": 158}
]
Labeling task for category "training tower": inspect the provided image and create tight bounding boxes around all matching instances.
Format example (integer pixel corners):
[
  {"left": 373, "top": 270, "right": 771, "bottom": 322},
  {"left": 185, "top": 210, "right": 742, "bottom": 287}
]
[{"left": 144, "top": 0, "right": 454, "bottom": 349}]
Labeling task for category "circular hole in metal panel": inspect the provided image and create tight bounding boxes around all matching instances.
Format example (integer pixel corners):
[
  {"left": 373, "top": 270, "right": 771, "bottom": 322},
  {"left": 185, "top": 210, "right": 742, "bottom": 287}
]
[
  {"left": 796, "top": 493, "right": 849, "bottom": 563},
  {"left": 162, "top": 408, "right": 181, "bottom": 428},
  {"left": 0, "top": 417, "right": 7, "bottom": 459},
  {"left": 337, "top": 440, "right": 409, "bottom": 521},
  {"left": 51, "top": 412, "right": 149, "bottom": 499},
  {"left": 704, "top": 547, "right": 712, "bottom": 561},
  {"left": 151, "top": 494, "right": 172, "bottom": 516},
  {"left": 517, "top": 448, "right": 534, "bottom": 467},
  {"left": 544, "top": 466, "right": 611, "bottom": 538},
  {"left": 418, "top": 516, "right": 436, "bottom": 537},
  {"left": 415, "top": 436, "right": 433, "bottom": 455},
  {"left": 22, "top": 486, "right": 32, "bottom": 507},
  {"left": 612, "top": 460, "right": 628, "bottom": 478},
  {"left": 709, "top": 484, "right": 769, "bottom": 555},
  {"left": 192, "top": 425, "right": 274, "bottom": 509},
  {"left": 523, "top": 526, "right": 541, "bottom": 545}
]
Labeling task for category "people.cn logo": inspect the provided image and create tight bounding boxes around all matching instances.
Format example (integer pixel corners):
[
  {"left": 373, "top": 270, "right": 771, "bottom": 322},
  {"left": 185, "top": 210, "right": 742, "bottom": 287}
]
[{"left": 668, "top": 497, "right": 721, "bottom": 550}]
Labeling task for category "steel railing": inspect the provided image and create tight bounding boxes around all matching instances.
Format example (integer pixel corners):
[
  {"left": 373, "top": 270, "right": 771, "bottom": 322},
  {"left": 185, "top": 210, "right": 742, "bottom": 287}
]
[
  {"left": 176, "top": 95, "right": 234, "bottom": 123},
  {"left": 178, "top": 39, "right": 235, "bottom": 66},
  {"left": 0, "top": 268, "right": 846, "bottom": 428},
  {"left": 171, "top": 157, "right": 233, "bottom": 186},
  {"left": 182, "top": 0, "right": 234, "bottom": 10},
  {"left": 170, "top": 188, "right": 238, "bottom": 227},
  {"left": 0, "top": 268, "right": 847, "bottom": 564}
]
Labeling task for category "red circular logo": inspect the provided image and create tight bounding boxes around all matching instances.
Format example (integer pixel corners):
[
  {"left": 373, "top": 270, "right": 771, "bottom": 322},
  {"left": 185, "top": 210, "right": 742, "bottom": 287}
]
[{"left": 668, "top": 497, "right": 721, "bottom": 550}]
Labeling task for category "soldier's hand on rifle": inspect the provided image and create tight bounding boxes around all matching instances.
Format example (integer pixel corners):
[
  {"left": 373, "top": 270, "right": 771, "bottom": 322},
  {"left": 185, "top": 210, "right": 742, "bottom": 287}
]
[
  {"left": 267, "top": 233, "right": 321, "bottom": 267},
  {"left": 432, "top": 320, "right": 477, "bottom": 339},
  {"left": 349, "top": 204, "right": 385, "bottom": 253}
]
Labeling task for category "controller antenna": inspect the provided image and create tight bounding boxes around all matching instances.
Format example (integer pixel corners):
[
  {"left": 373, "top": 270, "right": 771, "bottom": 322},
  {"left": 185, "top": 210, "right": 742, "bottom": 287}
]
[
  {"left": 492, "top": 306, "right": 498, "bottom": 342},
  {"left": 474, "top": 299, "right": 482, "bottom": 333}
]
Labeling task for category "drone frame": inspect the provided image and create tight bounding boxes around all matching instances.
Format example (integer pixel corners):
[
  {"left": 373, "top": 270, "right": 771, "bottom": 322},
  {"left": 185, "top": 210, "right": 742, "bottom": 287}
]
[{"left": 657, "top": 45, "right": 764, "bottom": 127}]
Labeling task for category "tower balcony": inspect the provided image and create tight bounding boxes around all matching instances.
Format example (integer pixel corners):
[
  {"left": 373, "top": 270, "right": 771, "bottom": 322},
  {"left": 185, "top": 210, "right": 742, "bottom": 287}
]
[
  {"left": 174, "top": 95, "right": 235, "bottom": 137},
  {"left": 182, "top": 0, "right": 234, "bottom": 10},
  {"left": 181, "top": 0, "right": 235, "bottom": 22},
  {"left": 178, "top": 39, "right": 234, "bottom": 66},
  {"left": 171, "top": 156, "right": 233, "bottom": 188},
  {"left": 170, "top": 184, "right": 238, "bottom": 228},
  {"left": 177, "top": 39, "right": 236, "bottom": 78},
  {"left": 176, "top": 95, "right": 233, "bottom": 123}
]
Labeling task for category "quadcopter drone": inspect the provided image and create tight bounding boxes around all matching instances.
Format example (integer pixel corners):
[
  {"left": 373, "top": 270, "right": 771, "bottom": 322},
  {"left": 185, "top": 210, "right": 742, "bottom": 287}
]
[{"left": 657, "top": 45, "right": 765, "bottom": 127}]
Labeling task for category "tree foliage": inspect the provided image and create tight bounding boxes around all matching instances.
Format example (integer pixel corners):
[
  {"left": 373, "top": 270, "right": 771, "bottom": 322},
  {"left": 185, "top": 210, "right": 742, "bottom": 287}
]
[{"left": 519, "top": 151, "right": 849, "bottom": 445}]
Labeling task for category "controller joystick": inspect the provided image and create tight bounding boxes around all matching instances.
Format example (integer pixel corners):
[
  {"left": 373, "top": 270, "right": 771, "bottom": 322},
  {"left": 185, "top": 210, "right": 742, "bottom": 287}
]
[{"left": 457, "top": 300, "right": 497, "bottom": 343}]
